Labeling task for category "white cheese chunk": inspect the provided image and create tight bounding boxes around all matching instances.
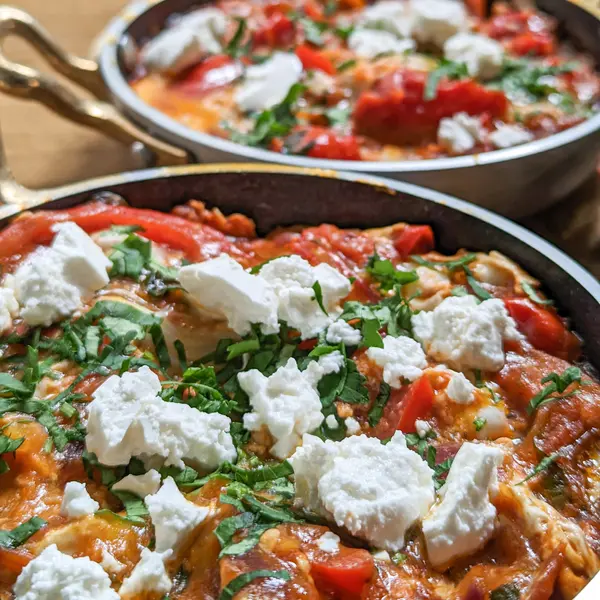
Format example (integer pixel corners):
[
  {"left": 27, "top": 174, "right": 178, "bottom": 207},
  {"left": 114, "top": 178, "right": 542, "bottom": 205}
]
[
  {"left": 316, "top": 531, "right": 341, "bottom": 553},
  {"left": 345, "top": 417, "right": 361, "bottom": 435},
  {"left": 13, "top": 544, "right": 119, "bottom": 600},
  {"left": 141, "top": 8, "right": 227, "bottom": 74},
  {"left": 235, "top": 52, "right": 302, "bottom": 112},
  {"left": 372, "top": 549, "right": 391, "bottom": 561},
  {"left": 475, "top": 406, "right": 509, "bottom": 439},
  {"left": 51, "top": 222, "right": 111, "bottom": 292},
  {"left": 325, "top": 414, "right": 339, "bottom": 429},
  {"left": 423, "top": 442, "right": 504, "bottom": 567},
  {"left": 444, "top": 32, "right": 504, "bottom": 80},
  {"left": 258, "top": 256, "right": 351, "bottom": 340},
  {"left": 145, "top": 477, "right": 209, "bottom": 552},
  {"left": 85, "top": 366, "right": 236, "bottom": 470},
  {"left": 60, "top": 481, "right": 100, "bottom": 519},
  {"left": 239, "top": 358, "right": 324, "bottom": 459},
  {"left": 437, "top": 112, "right": 485, "bottom": 155},
  {"left": 415, "top": 419, "right": 431, "bottom": 438},
  {"left": 348, "top": 29, "right": 415, "bottom": 59},
  {"left": 291, "top": 432, "right": 435, "bottom": 551},
  {"left": 366, "top": 335, "right": 428, "bottom": 387},
  {"left": 99, "top": 547, "right": 124, "bottom": 574},
  {"left": 12, "top": 222, "right": 110, "bottom": 327},
  {"left": 412, "top": 295, "right": 522, "bottom": 372},
  {"left": 489, "top": 124, "right": 535, "bottom": 149},
  {"left": 318, "top": 350, "right": 345, "bottom": 375},
  {"left": 0, "top": 286, "right": 18, "bottom": 333},
  {"left": 118, "top": 549, "right": 172, "bottom": 598},
  {"left": 112, "top": 469, "right": 162, "bottom": 498},
  {"left": 359, "top": 0, "right": 414, "bottom": 38},
  {"left": 326, "top": 319, "right": 362, "bottom": 346},
  {"left": 411, "top": 0, "right": 468, "bottom": 47},
  {"left": 179, "top": 254, "right": 279, "bottom": 336},
  {"left": 446, "top": 370, "right": 476, "bottom": 404}
]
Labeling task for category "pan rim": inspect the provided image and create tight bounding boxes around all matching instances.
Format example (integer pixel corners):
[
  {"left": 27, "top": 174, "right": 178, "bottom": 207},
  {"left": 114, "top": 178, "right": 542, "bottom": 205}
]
[{"left": 26, "top": 161, "right": 600, "bottom": 304}]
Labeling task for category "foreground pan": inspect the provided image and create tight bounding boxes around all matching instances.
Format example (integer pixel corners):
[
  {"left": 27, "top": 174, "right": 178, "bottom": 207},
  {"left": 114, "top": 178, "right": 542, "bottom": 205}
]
[
  {"left": 0, "top": 0, "right": 599, "bottom": 217},
  {"left": 1, "top": 125, "right": 600, "bottom": 596}
]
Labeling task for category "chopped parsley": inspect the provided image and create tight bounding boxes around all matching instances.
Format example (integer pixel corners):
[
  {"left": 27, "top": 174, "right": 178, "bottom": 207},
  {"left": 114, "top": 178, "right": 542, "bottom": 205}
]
[
  {"left": 366, "top": 253, "right": 418, "bottom": 292},
  {"left": 490, "top": 582, "right": 520, "bottom": 600},
  {"left": 527, "top": 367, "right": 582, "bottom": 414},
  {"left": 0, "top": 516, "right": 47, "bottom": 548},
  {"left": 424, "top": 60, "right": 469, "bottom": 101},
  {"left": 367, "top": 382, "right": 390, "bottom": 427},
  {"left": 337, "top": 58, "right": 356, "bottom": 72},
  {"left": 411, "top": 253, "right": 476, "bottom": 272},
  {"left": 473, "top": 417, "right": 487, "bottom": 432},
  {"left": 224, "top": 18, "right": 251, "bottom": 58},
  {"left": 521, "top": 281, "right": 553, "bottom": 306},
  {"left": 0, "top": 429, "right": 24, "bottom": 474},
  {"left": 219, "top": 569, "right": 291, "bottom": 600},
  {"left": 519, "top": 453, "right": 558, "bottom": 484}
]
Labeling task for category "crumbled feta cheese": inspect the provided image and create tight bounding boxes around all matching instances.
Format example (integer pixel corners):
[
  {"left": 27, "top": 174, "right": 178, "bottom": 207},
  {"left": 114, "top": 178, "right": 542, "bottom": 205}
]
[
  {"left": 316, "top": 531, "right": 341, "bottom": 553},
  {"left": 348, "top": 29, "right": 415, "bottom": 59},
  {"left": 437, "top": 112, "right": 485, "bottom": 155},
  {"left": 118, "top": 549, "right": 172, "bottom": 598},
  {"left": 360, "top": 0, "right": 413, "bottom": 38},
  {"left": 13, "top": 544, "right": 119, "bottom": 600},
  {"left": 475, "top": 406, "right": 508, "bottom": 439},
  {"left": 423, "top": 442, "right": 504, "bottom": 567},
  {"left": 112, "top": 469, "right": 162, "bottom": 498},
  {"left": 12, "top": 222, "right": 110, "bottom": 327},
  {"left": 0, "top": 286, "right": 18, "bottom": 333},
  {"left": 318, "top": 350, "right": 345, "bottom": 375},
  {"left": 99, "top": 547, "right": 124, "bottom": 574},
  {"left": 372, "top": 549, "right": 391, "bottom": 562},
  {"left": 366, "top": 335, "right": 428, "bottom": 387},
  {"left": 415, "top": 419, "right": 431, "bottom": 438},
  {"left": 141, "top": 8, "right": 227, "bottom": 74},
  {"left": 51, "top": 223, "right": 111, "bottom": 293},
  {"left": 258, "top": 256, "right": 351, "bottom": 339},
  {"left": 60, "top": 481, "right": 99, "bottom": 518},
  {"left": 444, "top": 33, "right": 504, "bottom": 80},
  {"left": 179, "top": 254, "right": 279, "bottom": 336},
  {"left": 145, "top": 477, "right": 209, "bottom": 552},
  {"left": 235, "top": 52, "right": 302, "bottom": 112},
  {"left": 291, "top": 432, "right": 435, "bottom": 551},
  {"left": 412, "top": 296, "right": 522, "bottom": 372},
  {"left": 446, "top": 370, "right": 476, "bottom": 404},
  {"left": 411, "top": 0, "right": 468, "bottom": 47},
  {"left": 345, "top": 417, "right": 361, "bottom": 435},
  {"left": 489, "top": 124, "right": 535, "bottom": 149},
  {"left": 238, "top": 358, "right": 324, "bottom": 459},
  {"left": 325, "top": 414, "right": 339, "bottom": 429},
  {"left": 86, "top": 366, "right": 236, "bottom": 470},
  {"left": 326, "top": 319, "right": 362, "bottom": 346}
]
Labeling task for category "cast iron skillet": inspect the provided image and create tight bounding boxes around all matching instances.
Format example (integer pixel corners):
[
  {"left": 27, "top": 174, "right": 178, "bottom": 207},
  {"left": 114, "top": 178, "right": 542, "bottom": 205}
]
[
  {"left": 0, "top": 129, "right": 599, "bottom": 597},
  {"left": 0, "top": 0, "right": 599, "bottom": 217}
]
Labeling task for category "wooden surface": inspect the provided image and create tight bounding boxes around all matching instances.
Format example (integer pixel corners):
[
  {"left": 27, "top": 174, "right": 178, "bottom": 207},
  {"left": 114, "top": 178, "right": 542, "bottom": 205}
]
[{"left": 1, "top": 0, "right": 599, "bottom": 276}]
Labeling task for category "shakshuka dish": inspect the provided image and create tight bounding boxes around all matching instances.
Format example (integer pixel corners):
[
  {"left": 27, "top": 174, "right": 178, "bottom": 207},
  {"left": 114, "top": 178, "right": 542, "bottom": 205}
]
[
  {"left": 0, "top": 198, "right": 599, "bottom": 600},
  {"left": 129, "top": 0, "right": 600, "bottom": 161}
]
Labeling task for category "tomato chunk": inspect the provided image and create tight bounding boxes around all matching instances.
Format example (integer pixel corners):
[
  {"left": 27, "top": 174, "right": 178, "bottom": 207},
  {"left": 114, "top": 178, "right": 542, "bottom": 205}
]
[
  {"left": 353, "top": 70, "right": 508, "bottom": 145},
  {"left": 0, "top": 202, "right": 232, "bottom": 265},
  {"left": 295, "top": 44, "right": 335, "bottom": 75},
  {"left": 311, "top": 549, "right": 375, "bottom": 596},
  {"left": 392, "top": 225, "right": 435, "bottom": 258},
  {"left": 504, "top": 298, "right": 579, "bottom": 360},
  {"left": 173, "top": 55, "right": 242, "bottom": 95},
  {"left": 397, "top": 375, "right": 435, "bottom": 432},
  {"left": 285, "top": 127, "right": 361, "bottom": 160},
  {"left": 508, "top": 33, "right": 555, "bottom": 57},
  {"left": 253, "top": 13, "right": 296, "bottom": 47}
]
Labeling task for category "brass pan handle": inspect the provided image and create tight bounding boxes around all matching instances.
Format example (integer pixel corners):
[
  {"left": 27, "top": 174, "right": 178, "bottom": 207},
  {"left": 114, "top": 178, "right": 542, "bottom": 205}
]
[{"left": 0, "top": 6, "right": 189, "bottom": 171}]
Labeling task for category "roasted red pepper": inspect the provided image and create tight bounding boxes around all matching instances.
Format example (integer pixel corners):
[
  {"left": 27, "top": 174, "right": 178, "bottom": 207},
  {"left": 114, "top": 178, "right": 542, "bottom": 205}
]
[
  {"left": 173, "top": 55, "right": 242, "bottom": 95},
  {"left": 392, "top": 225, "right": 435, "bottom": 258},
  {"left": 397, "top": 375, "right": 435, "bottom": 432},
  {"left": 295, "top": 44, "right": 335, "bottom": 74},
  {"left": 311, "top": 548, "right": 375, "bottom": 596}
]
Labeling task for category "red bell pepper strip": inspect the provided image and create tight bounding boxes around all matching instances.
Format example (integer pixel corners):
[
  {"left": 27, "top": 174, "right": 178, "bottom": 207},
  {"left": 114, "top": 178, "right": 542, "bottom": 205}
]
[
  {"left": 392, "top": 225, "right": 435, "bottom": 258},
  {"left": 311, "top": 549, "right": 375, "bottom": 596},
  {"left": 295, "top": 44, "right": 335, "bottom": 74},
  {"left": 504, "top": 298, "right": 579, "bottom": 360},
  {"left": 397, "top": 375, "right": 435, "bottom": 433},
  {"left": 0, "top": 202, "right": 231, "bottom": 264},
  {"left": 253, "top": 13, "right": 296, "bottom": 48}
]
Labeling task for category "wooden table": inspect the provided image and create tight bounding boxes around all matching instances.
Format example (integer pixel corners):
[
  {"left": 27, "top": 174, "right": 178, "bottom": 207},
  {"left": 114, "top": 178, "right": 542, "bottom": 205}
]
[{"left": 1, "top": 0, "right": 599, "bottom": 276}]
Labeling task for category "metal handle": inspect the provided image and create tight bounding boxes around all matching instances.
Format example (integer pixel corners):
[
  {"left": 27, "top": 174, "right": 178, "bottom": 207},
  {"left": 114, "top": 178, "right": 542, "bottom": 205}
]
[{"left": 0, "top": 6, "right": 189, "bottom": 169}]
